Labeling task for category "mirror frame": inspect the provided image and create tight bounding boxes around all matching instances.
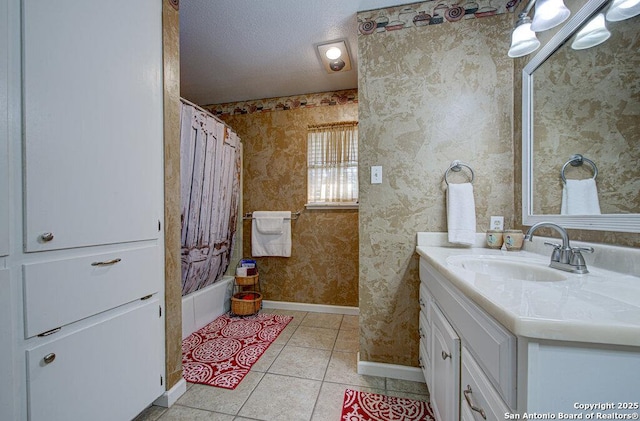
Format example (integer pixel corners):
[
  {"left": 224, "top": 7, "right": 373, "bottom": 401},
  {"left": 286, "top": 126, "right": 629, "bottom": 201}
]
[{"left": 521, "top": 0, "right": 640, "bottom": 233}]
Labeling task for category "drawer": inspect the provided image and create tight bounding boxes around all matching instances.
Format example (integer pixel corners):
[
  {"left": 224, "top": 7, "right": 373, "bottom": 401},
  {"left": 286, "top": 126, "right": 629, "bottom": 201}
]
[
  {"left": 419, "top": 282, "right": 433, "bottom": 323},
  {"left": 419, "top": 338, "right": 431, "bottom": 388},
  {"left": 421, "top": 260, "right": 516, "bottom": 408},
  {"left": 26, "top": 298, "right": 163, "bottom": 421},
  {"left": 419, "top": 309, "right": 431, "bottom": 360},
  {"left": 461, "top": 346, "right": 511, "bottom": 420},
  {"left": 23, "top": 245, "right": 161, "bottom": 337}
]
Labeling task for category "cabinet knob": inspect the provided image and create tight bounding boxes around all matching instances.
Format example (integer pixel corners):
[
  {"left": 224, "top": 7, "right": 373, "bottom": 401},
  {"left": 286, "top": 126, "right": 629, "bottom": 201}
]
[
  {"left": 441, "top": 350, "right": 451, "bottom": 360},
  {"left": 40, "top": 232, "right": 54, "bottom": 242},
  {"left": 464, "top": 385, "right": 487, "bottom": 419},
  {"left": 43, "top": 353, "right": 56, "bottom": 364}
]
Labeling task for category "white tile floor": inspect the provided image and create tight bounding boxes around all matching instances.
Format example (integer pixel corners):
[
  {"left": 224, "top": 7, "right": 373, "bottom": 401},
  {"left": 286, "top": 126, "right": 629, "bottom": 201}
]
[{"left": 134, "top": 310, "right": 430, "bottom": 421}]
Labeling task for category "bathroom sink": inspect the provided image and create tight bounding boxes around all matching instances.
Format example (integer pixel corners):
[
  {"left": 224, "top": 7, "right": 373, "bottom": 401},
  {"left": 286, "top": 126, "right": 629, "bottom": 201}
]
[{"left": 446, "top": 255, "right": 568, "bottom": 282}]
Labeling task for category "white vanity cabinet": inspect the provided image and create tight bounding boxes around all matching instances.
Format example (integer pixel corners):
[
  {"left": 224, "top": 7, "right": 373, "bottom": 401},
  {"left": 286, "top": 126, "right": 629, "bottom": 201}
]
[
  {"left": 419, "top": 258, "right": 516, "bottom": 421},
  {"left": 419, "top": 249, "right": 640, "bottom": 420}
]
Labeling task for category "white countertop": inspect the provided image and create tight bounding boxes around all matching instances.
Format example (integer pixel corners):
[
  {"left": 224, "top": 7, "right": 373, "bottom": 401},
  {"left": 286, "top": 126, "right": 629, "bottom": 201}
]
[{"left": 416, "top": 233, "right": 640, "bottom": 347}]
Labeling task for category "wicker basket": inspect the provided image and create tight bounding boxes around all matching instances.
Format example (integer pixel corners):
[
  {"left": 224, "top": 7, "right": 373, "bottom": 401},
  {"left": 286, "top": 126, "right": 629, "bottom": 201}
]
[
  {"left": 235, "top": 274, "right": 259, "bottom": 286},
  {"left": 231, "top": 292, "right": 262, "bottom": 316}
]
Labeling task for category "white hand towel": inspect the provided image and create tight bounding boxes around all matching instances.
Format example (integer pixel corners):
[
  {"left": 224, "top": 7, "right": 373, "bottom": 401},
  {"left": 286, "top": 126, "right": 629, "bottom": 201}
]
[
  {"left": 252, "top": 211, "right": 292, "bottom": 257},
  {"left": 256, "top": 217, "right": 284, "bottom": 235},
  {"left": 446, "top": 183, "right": 476, "bottom": 246},
  {"left": 561, "top": 179, "right": 601, "bottom": 215}
]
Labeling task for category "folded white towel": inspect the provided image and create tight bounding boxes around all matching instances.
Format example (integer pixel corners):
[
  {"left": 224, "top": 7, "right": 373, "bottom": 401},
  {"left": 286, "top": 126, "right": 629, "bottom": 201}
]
[
  {"left": 561, "top": 179, "right": 601, "bottom": 215},
  {"left": 252, "top": 211, "right": 292, "bottom": 257},
  {"left": 256, "top": 217, "right": 284, "bottom": 235},
  {"left": 446, "top": 183, "right": 476, "bottom": 246}
]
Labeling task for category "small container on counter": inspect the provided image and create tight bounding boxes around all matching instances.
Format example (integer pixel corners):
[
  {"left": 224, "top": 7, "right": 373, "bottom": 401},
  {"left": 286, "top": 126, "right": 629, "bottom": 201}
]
[
  {"left": 504, "top": 229, "right": 524, "bottom": 251},
  {"left": 486, "top": 230, "right": 504, "bottom": 249}
]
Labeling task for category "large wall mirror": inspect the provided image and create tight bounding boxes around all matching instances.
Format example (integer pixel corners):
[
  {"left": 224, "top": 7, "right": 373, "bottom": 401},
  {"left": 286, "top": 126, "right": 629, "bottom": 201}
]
[{"left": 522, "top": 0, "right": 640, "bottom": 232}]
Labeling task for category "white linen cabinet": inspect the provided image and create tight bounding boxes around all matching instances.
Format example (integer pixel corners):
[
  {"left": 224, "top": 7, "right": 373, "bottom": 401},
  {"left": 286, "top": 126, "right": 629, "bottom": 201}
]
[
  {"left": 15, "top": 1, "right": 166, "bottom": 420},
  {"left": 0, "top": 0, "right": 8, "bottom": 258}
]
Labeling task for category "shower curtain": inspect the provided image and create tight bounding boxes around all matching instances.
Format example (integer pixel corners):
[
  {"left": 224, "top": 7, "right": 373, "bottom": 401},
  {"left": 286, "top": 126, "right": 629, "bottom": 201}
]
[{"left": 180, "top": 100, "right": 241, "bottom": 296}]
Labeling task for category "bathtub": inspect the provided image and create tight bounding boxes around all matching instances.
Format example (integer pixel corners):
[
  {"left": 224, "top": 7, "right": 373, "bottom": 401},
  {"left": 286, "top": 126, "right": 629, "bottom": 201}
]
[{"left": 181, "top": 276, "right": 234, "bottom": 339}]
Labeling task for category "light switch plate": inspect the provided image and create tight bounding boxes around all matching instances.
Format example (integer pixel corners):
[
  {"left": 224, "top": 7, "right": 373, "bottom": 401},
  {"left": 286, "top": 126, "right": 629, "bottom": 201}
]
[{"left": 371, "top": 166, "right": 382, "bottom": 184}]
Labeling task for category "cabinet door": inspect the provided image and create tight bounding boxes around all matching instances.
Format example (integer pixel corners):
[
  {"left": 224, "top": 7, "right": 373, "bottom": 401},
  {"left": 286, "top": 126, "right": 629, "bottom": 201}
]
[
  {"left": 461, "top": 347, "right": 510, "bottom": 420},
  {"left": 0, "top": 0, "right": 8, "bottom": 257},
  {"left": 0, "top": 269, "right": 16, "bottom": 421},
  {"left": 431, "top": 303, "right": 460, "bottom": 421},
  {"left": 26, "top": 298, "right": 163, "bottom": 421},
  {"left": 22, "top": 0, "right": 162, "bottom": 252}
]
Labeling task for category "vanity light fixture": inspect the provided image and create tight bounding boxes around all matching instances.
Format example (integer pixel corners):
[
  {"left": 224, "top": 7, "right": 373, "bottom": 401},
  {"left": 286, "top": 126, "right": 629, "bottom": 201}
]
[
  {"left": 606, "top": 0, "right": 640, "bottom": 21},
  {"left": 571, "top": 13, "right": 611, "bottom": 49},
  {"left": 316, "top": 40, "right": 352, "bottom": 74},
  {"left": 530, "top": 0, "right": 571, "bottom": 31},
  {"left": 508, "top": 14, "right": 541, "bottom": 57},
  {"left": 507, "top": 0, "right": 571, "bottom": 58}
]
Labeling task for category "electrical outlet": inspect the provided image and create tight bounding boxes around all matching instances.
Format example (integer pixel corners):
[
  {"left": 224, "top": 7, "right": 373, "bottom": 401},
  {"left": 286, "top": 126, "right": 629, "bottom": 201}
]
[
  {"left": 371, "top": 166, "right": 382, "bottom": 184},
  {"left": 490, "top": 216, "right": 504, "bottom": 231}
]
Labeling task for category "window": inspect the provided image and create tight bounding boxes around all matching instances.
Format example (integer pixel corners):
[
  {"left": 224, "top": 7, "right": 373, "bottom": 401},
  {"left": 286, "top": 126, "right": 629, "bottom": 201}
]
[{"left": 306, "top": 122, "right": 358, "bottom": 208}]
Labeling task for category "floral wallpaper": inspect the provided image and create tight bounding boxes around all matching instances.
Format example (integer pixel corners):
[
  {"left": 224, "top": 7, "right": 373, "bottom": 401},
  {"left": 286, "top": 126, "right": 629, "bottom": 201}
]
[
  {"left": 204, "top": 89, "right": 358, "bottom": 117},
  {"left": 357, "top": 0, "right": 521, "bottom": 35}
]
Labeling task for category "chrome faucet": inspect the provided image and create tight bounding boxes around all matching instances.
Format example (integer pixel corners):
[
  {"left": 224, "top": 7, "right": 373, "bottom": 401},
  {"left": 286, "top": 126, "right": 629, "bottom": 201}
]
[{"left": 524, "top": 222, "right": 593, "bottom": 274}]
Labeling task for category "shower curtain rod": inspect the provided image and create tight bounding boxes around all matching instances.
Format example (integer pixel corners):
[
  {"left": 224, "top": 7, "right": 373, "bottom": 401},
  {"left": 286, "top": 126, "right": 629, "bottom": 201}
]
[{"left": 180, "top": 97, "right": 236, "bottom": 133}]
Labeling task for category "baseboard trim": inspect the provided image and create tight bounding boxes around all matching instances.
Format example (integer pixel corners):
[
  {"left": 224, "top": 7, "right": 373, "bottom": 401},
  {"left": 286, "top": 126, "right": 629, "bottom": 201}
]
[
  {"left": 262, "top": 300, "right": 359, "bottom": 315},
  {"left": 153, "top": 378, "right": 187, "bottom": 408},
  {"left": 356, "top": 352, "right": 425, "bottom": 383}
]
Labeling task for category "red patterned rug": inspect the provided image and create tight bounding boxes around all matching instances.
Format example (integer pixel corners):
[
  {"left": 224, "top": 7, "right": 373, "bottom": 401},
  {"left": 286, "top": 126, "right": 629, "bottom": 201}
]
[
  {"left": 182, "top": 312, "right": 292, "bottom": 389},
  {"left": 341, "top": 389, "right": 435, "bottom": 421}
]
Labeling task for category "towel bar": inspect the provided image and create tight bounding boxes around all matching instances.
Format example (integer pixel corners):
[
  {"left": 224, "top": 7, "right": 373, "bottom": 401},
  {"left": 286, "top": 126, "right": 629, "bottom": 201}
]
[
  {"left": 243, "top": 211, "right": 301, "bottom": 220},
  {"left": 444, "top": 160, "right": 475, "bottom": 185},
  {"left": 561, "top": 154, "right": 598, "bottom": 183}
]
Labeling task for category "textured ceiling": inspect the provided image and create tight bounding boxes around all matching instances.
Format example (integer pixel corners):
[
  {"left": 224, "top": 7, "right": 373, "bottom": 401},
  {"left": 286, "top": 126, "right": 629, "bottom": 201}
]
[{"left": 179, "top": 0, "right": 407, "bottom": 105}]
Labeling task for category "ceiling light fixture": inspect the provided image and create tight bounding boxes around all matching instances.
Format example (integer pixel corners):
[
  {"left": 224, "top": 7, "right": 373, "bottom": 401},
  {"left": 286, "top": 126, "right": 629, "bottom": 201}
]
[
  {"left": 316, "top": 40, "right": 352, "bottom": 74},
  {"left": 325, "top": 47, "right": 342, "bottom": 60}
]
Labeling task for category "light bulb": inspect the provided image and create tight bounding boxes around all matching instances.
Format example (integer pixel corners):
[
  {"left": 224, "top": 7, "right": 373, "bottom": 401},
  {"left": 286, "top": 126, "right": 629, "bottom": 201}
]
[
  {"left": 606, "top": 0, "right": 640, "bottom": 21},
  {"left": 531, "top": 0, "right": 571, "bottom": 31},
  {"left": 508, "top": 17, "right": 541, "bottom": 58},
  {"left": 571, "top": 13, "right": 611, "bottom": 49},
  {"left": 325, "top": 47, "right": 342, "bottom": 60}
]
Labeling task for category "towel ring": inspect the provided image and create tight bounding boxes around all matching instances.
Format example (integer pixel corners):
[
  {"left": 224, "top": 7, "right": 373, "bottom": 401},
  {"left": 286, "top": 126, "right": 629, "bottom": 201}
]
[
  {"left": 561, "top": 154, "right": 598, "bottom": 183},
  {"left": 444, "top": 160, "right": 474, "bottom": 185}
]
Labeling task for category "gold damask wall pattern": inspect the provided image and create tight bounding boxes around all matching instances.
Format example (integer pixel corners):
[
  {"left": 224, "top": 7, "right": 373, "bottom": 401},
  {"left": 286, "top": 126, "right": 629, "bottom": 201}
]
[
  {"left": 358, "top": 12, "right": 516, "bottom": 366},
  {"left": 162, "top": 0, "right": 182, "bottom": 390},
  {"left": 210, "top": 96, "right": 359, "bottom": 307}
]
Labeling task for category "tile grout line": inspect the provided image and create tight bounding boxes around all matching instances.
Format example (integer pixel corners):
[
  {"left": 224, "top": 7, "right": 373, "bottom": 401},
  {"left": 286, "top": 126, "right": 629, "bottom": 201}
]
[
  {"left": 308, "top": 314, "right": 343, "bottom": 421},
  {"left": 235, "top": 313, "right": 304, "bottom": 420}
]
